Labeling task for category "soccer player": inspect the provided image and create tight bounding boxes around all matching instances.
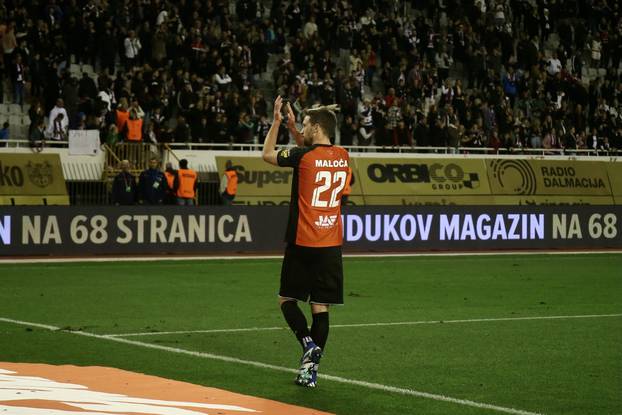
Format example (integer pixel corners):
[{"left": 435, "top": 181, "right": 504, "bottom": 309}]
[{"left": 262, "top": 96, "right": 349, "bottom": 388}]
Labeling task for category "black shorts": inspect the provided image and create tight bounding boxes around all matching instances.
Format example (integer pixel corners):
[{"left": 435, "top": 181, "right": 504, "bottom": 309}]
[{"left": 280, "top": 244, "right": 344, "bottom": 305}]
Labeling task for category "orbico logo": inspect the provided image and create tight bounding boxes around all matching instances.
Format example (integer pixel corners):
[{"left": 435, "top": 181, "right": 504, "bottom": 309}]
[
  {"left": 367, "top": 163, "right": 480, "bottom": 190},
  {"left": 489, "top": 160, "right": 537, "bottom": 195}
]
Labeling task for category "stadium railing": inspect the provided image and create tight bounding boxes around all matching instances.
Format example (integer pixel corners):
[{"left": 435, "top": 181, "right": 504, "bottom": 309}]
[{"left": 2, "top": 139, "right": 618, "bottom": 158}]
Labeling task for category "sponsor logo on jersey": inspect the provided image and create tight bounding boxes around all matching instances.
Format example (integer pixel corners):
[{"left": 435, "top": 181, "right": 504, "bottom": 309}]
[{"left": 314, "top": 215, "right": 338, "bottom": 228}]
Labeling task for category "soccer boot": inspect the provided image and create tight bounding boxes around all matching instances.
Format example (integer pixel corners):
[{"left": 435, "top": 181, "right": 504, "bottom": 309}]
[{"left": 295, "top": 344, "right": 322, "bottom": 387}]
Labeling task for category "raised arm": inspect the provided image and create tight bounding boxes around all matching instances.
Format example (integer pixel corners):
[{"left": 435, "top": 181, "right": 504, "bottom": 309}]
[
  {"left": 286, "top": 103, "right": 304, "bottom": 147},
  {"left": 262, "top": 95, "right": 283, "bottom": 166}
]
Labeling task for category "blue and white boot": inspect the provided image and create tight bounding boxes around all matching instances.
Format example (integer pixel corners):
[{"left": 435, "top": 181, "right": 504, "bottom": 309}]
[{"left": 295, "top": 338, "right": 322, "bottom": 387}]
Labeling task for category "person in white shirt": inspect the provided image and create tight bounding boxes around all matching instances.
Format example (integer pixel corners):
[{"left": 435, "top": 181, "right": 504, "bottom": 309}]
[
  {"left": 213, "top": 66, "right": 233, "bottom": 89},
  {"left": 46, "top": 99, "right": 69, "bottom": 140},
  {"left": 302, "top": 15, "right": 318, "bottom": 39},
  {"left": 156, "top": 8, "right": 168, "bottom": 26},
  {"left": 124, "top": 30, "right": 142, "bottom": 70},
  {"left": 547, "top": 55, "right": 562, "bottom": 76}
]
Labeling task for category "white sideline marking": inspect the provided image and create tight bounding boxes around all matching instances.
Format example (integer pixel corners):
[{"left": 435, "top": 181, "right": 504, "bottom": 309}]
[
  {"left": 105, "top": 313, "right": 622, "bottom": 338},
  {"left": 0, "top": 317, "right": 544, "bottom": 415},
  {"left": 0, "top": 250, "right": 620, "bottom": 264}
]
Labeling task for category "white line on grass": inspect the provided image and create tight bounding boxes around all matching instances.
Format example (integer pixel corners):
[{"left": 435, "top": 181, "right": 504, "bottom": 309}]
[
  {"left": 0, "top": 316, "right": 543, "bottom": 415},
  {"left": 104, "top": 313, "right": 622, "bottom": 337},
  {"left": 0, "top": 250, "right": 620, "bottom": 264}
]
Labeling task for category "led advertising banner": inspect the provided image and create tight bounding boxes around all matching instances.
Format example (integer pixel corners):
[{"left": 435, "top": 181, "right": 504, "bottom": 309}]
[{"left": 0, "top": 206, "right": 620, "bottom": 256}]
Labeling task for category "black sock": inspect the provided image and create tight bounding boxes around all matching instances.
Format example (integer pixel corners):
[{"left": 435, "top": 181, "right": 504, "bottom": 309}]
[
  {"left": 311, "top": 312, "right": 329, "bottom": 350},
  {"left": 281, "top": 301, "right": 312, "bottom": 348}
]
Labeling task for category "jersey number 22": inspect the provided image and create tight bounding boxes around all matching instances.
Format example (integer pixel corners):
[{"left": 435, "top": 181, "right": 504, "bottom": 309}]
[{"left": 311, "top": 171, "right": 347, "bottom": 208}]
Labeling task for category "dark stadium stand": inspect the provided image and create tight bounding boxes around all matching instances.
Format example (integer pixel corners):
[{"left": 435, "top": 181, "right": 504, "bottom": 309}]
[
  {"left": 0, "top": 0, "right": 620, "bottom": 205},
  {"left": 0, "top": 0, "right": 619, "bottom": 152}
]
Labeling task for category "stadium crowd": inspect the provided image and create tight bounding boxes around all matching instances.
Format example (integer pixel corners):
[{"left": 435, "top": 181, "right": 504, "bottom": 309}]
[{"left": 0, "top": 0, "right": 620, "bottom": 153}]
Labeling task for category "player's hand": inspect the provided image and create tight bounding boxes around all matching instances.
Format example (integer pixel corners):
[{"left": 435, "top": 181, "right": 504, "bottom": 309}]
[
  {"left": 273, "top": 95, "right": 283, "bottom": 124},
  {"left": 286, "top": 102, "right": 296, "bottom": 130}
]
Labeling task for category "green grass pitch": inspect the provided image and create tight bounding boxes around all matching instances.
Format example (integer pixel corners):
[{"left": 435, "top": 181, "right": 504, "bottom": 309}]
[{"left": 0, "top": 253, "right": 621, "bottom": 415}]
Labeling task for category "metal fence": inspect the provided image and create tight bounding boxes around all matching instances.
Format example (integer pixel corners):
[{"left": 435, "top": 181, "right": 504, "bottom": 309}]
[{"left": 4, "top": 138, "right": 621, "bottom": 158}]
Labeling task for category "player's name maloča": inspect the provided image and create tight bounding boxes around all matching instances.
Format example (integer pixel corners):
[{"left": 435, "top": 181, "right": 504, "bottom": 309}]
[
  {"left": 115, "top": 214, "right": 251, "bottom": 244},
  {"left": 342, "top": 213, "right": 545, "bottom": 242},
  {"left": 314, "top": 159, "right": 348, "bottom": 168}
]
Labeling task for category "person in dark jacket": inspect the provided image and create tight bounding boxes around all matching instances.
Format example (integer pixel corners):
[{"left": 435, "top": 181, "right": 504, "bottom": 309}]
[
  {"left": 112, "top": 160, "right": 137, "bottom": 205},
  {"left": 138, "top": 158, "right": 167, "bottom": 204}
]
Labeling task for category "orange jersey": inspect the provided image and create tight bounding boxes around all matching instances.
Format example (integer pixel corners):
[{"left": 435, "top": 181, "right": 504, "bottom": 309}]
[{"left": 277, "top": 144, "right": 350, "bottom": 247}]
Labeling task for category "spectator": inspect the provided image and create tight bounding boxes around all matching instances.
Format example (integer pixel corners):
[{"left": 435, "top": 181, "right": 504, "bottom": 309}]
[
  {"left": 10, "top": 54, "right": 25, "bottom": 105},
  {"left": 78, "top": 72, "right": 97, "bottom": 100},
  {"left": 172, "top": 116, "right": 191, "bottom": 143},
  {"left": 2, "top": 22, "right": 17, "bottom": 63},
  {"left": 435, "top": 46, "right": 454, "bottom": 84},
  {"left": 220, "top": 160, "right": 238, "bottom": 205},
  {"left": 115, "top": 98, "right": 130, "bottom": 133},
  {"left": 124, "top": 30, "right": 142, "bottom": 70},
  {"left": 173, "top": 159, "right": 198, "bottom": 206},
  {"left": 112, "top": 160, "right": 137, "bottom": 205},
  {"left": 28, "top": 101, "right": 45, "bottom": 136},
  {"left": 46, "top": 99, "right": 69, "bottom": 140},
  {"left": 386, "top": 99, "right": 403, "bottom": 146},
  {"left": 340, "top": 115, "right": 357, "bottom": 146},
  {"left": 163, "top": 162, "right": 177, "bottom": 205},
  {"left": 303, "top": 15, "right": 318, "bottom": 39},
  {"left": 502, "top": 67, "right": 518, "bottom": 107},
  {"left": 29, "top": 119, "right": 46, "bottom": 152},
  {"left": 104, "top": 124, "right": 119, "bottom": 147},
  {"left": 546, "top": 54, "right": 563, "bottom": 77},
  {"left": 0, "top": 122, "right": 9, "bottom": 146},
  {"left": 123, "top": 109, "right": 143, "bottom": 142},
  {"left": 138, "top": 158, "right": 167, "bottom": 205},
  {"left": 414, "top": 114, "right": 430, "bottom": 148},
  {"left": 214, "top": 66, "right": 233, "bottom": 90},
  {"left": 236, "top": 112, "right": 255, "bottom": 143}
]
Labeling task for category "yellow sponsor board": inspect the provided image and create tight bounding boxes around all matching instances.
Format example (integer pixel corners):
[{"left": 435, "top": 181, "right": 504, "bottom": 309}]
[
  {"left": 490, "top": 195, "right": 615, "bottom": 205},
  {"left": 363, "top": 195, "right": 614, "bottom": 205},
  {"left": 606, "top": 163, "right": 622, "bottom": 196},
  {"left": 363, "top": 195, "right": 497, "bottom": 205},
  {"left": 216, "top": 155, "right": 364, "bottom": 200},
  {"left": 354, "top": 158, "right": 491, "bottom": 196},
  {"left": 0, "top": 196, "right": 70, "bottom": 206},
  {"left": 218, "top": 156, "right": 621, "bottom": 206},
  {"left": 215, "top": 156, "right": 293, "bottom": 197},
  {"left": 487, "top": 159, "right": 612, "bottom": 196},
  {"left": 0, "top": 154, "right": 68, "bottom": 204}
]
